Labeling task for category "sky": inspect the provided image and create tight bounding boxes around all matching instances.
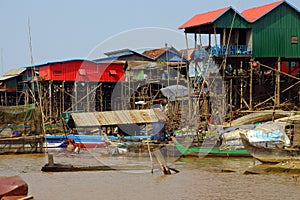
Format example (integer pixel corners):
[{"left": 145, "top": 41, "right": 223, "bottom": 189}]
[{"left": 0, "top": 0, "right": 299, "bottom": 76}]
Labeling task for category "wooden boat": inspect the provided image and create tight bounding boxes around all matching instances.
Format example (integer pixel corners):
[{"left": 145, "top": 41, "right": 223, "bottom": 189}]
[
  {"left": 240, "top": 133, "right": 300, "bottom": 163},
  {"left": 0, "top": 176, "right": 29, "bottom": 198},
  {"left": 45, "top": 134, "right": 109, "bottom": 149},
  {"left": 171, "top": 136, "right": 250, "bottom": 157}
]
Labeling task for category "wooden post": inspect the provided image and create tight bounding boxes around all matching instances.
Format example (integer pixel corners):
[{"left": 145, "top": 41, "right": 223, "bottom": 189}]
[
  {"left": 229, "top": 79, "right": 233, "bottom": 124},
  {"left": 48, "top": 154, "right": 54, "bottom": 166},
  {"left": 249, "top": 59, "right": 253, "bottom": 111},
  {"left": 198, "top": 28, "right": 202, "bottom": 47},
  {"left": 185, "top": 32, "right": 192, "bottom": 122},
  {"left": 276, "top": 57, "right": 281, "bottom": 106},
  {"left": 49, "top": 81, "right": 52, "bottom": 121},
  {"left": 214, "top": 24, "right": 217, "bottom": 47},
  {"left": 146, "top": 124, "right": 154, "bottom": 173},
  {"left": 223, "top": 28, "right": 226, "bottom": 46},
  {"left": 4, "top": 90, "right": 7, "bottom": 106},
  {"left": 74, "top": 81, "right": 78, "bottom": 111},
  {"left": 86, "top": 82, "right": 90, "bottom": 111},
  {"left": 242, "top": 80, "right": 244, "bottom": 110},
  {"left": 194, "top": 33, "right": 197, "bottom": 48},
  {"left": 62, "top": 81, "right": 65, "bottom": 113},
  {"left": 209, "top": 33, "right": 211, "bottom": 48}
]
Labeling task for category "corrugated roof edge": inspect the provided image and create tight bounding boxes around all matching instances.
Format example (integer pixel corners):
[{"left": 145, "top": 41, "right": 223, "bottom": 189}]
[
  {"left": 179, "top": 0, "right": 300, "bottom": 30},
  {"left": 178, "top": 7, "right": 233, "bottom": 29},
  {"left": 21, "top": 58, "right": 126, "bottom": 68},
  {"left": 241, "top": 1, "right": 299, "bottom": 23}
]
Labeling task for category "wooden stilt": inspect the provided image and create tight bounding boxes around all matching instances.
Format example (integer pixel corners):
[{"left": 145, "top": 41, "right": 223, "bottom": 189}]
[
  {"left": 276, "top": 57, "right": 281, "bottom": 106},
  {"left": 145, "top": 124, "right": 154, "bottom": 174},
  {"left": 249, "top": 59, "right": 253, "bottom": 111}
]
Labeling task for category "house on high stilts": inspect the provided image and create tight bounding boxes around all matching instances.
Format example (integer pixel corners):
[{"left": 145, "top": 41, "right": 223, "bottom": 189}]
[{"left": 179, "top": 0, "right": 300, "bottom": 121}]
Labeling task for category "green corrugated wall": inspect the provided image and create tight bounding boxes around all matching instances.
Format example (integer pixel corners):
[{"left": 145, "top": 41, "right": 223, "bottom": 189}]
[
  {"left": 252, "top": 3, "right": 300, "bottom": 58},
  {"left": 215, "top": 9, "right": 250, "bottom": 29}
]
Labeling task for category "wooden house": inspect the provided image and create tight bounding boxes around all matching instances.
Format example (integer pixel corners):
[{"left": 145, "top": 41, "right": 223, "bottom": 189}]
[
  {"left": 142, "top": 46, "right": 187, "bottom": 63},
  {"left": 179, "top": 0, "right": 300, "bottom": 112},
  {"left": 38, "top": 59, "right": 125, "bottom": 82},
  {"left": 0, "top": 68, "right": 28, "bottom": 106},
  {"left": 241, "top": 1, "right": 300, "bottom": 59}
]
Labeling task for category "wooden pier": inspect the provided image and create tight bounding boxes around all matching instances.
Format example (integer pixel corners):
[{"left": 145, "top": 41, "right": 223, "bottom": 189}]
[{"left": 0, "top": 135, "right": 44, "bottom": 154}]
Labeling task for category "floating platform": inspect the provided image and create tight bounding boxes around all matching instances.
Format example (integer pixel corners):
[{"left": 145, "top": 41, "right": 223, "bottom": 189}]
[
  {"left": 41, "top": 163, "right": 149, "bottom": 172},
  {"left": 0, "top": 136, "right": 44, "bottom": 154}
]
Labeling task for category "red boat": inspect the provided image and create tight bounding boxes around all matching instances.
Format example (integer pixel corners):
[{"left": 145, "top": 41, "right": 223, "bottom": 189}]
[{"left": 0, "top": 176, "right": 30, "bottom": 199}]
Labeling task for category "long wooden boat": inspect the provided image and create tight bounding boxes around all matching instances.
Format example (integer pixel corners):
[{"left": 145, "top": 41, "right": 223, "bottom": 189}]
[
  {"left": 171, "top": 138, "right": 250, "bottom": 157},
  {"left": 45, "top": 134, "right": 150, "bottom": 149},
  {"left": 240, "top": 133, "right": 300, "bottom": 163}
]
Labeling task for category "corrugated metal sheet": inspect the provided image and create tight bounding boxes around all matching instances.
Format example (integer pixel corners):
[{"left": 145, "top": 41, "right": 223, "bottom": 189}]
[
  {"left": 252, "top": 2, "right": 300, "bottom": 58},
  {"left": 3, "top": 68, "right": 26, "bottom": 76},
  {"left": 215, "top": 9, "right": 250, "bottom": 28},
  {"left": 71, "top": 112, "right": 100, "bottom": 127},
  {"left": 179, "top": 7, "right": 231, "bottom": 29},
  {"left": 0, "top": 75, "right": 18, "bottom": 81},
  {"left": 71, "top": 108, "right": 167, "bottom": 127}
]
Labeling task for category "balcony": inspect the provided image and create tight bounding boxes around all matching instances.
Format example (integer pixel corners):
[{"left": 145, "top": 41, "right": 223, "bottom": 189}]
[{"left": 211, "top": 45, "right": 252, "bottom": 56}]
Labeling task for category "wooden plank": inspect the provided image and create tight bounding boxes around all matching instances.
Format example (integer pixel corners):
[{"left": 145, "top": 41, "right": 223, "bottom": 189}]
[{"left": 293, "top": 121, "right": 300, "bottom": 145}]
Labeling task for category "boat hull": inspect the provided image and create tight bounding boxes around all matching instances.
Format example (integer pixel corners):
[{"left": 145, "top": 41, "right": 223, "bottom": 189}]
[
  {"left": 173, "top": 141, "right": 250, "bottom": 157},
  {"left": 240, "top": 133, "right": 300, "bottom": 163},
  {"left": 45, "top": 134, "right": 108, "bottom": 149},
  {"left": 0, "top": 176, "right": 28, "bottom": 198}
]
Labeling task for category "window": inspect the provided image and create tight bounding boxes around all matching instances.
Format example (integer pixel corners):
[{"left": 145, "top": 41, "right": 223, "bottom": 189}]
[
  {"left": 109, "top": 70, "right": 117, "bottom": 76},
  {"left": 78, "top": 69, "right": 86, "bottom": 76},
  {"left": 53, "top": 70, "right": 62, "bottom": 76},
  {"left": 291, "top": 36, "right": 298, "bottom": 44}
]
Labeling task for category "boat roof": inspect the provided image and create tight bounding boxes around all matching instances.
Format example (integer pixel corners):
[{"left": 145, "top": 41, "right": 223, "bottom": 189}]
[{"left": 71, "top": 108, "right": 167, "bottom": 127}]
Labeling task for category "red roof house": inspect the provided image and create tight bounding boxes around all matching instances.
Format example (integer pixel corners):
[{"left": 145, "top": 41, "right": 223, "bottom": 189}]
[{"left": 38, "top": 59, "right": 126, "bottom": 82}]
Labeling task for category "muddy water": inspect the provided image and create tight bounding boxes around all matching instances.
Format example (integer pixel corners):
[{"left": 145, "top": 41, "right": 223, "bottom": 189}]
[{"left": 0, "top": 152, "right": 300, "bottom": 200}]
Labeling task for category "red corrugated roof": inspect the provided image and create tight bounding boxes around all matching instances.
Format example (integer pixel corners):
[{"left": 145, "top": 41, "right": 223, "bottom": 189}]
[
  {"left": 179, "top": 7, "right": 231, "bottom": 29},
  {"left": 241, "top": 0, "right": 284, "bottom": 22}
]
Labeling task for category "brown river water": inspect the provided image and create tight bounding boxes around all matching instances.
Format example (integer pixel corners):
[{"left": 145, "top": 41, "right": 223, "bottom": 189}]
[{"left": 0, "top": 150, "right": 300, "bottom": 200}]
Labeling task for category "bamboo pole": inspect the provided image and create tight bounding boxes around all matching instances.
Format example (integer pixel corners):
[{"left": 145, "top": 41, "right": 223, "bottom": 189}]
[
  {"left": 185, "top": 32, "right": 192, "bottom": 123},
  {"left": 74, "top": 81, "right": 78, "bottom": 111},
  {"left": 214, "top": 24, "right": 217, "bottom": 46},
  {"left": 145, "top": 124, "right": 153, "bottom": 174},
  {"left": 199, "top": 28, "right": 202, "bottom": 47},
  {"left": 49, "top": 81, "right": 52, "bottom": 121},
  {"left": 260, "top": 62, "right": 300, "bottom": 81},
  {"left": 249, "top": 60, "right": 253, "bottom": 110},
  {"left": 61, "top": 81, "right": 64, "bottom": 115},
  {"left": 276, "top": 58, "right": 281, "bottom": 106},
  {"left": 86, "top": 82, "right": 90, "bottom": 111},
  {"left": 194, "top": 33, "right": 197, "bottom": 48},
  {"left": 229, "top": 79, "right": 233, "bottom": 125}
]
